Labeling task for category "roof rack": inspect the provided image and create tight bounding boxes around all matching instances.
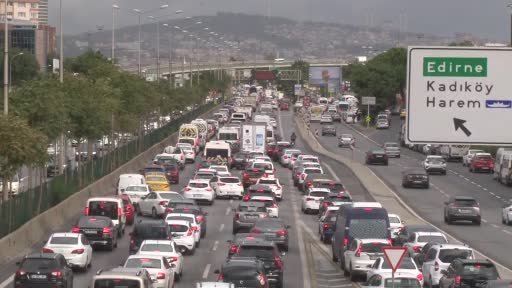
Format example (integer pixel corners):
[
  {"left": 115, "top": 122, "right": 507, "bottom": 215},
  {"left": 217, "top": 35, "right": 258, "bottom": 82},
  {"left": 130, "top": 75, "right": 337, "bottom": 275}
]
[{"left": 96, "top": 269, "right": 103, "bottom": 275}]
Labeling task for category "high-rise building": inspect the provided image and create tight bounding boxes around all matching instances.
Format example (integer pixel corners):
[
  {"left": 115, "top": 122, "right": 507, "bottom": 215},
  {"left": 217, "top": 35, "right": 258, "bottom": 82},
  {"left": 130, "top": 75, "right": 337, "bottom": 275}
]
[
  {"left": 0, "top": 0, "right": 46, "bottom": 25},
  {"left": 35, "top": 0, "right": 47, "bottom": 25}
]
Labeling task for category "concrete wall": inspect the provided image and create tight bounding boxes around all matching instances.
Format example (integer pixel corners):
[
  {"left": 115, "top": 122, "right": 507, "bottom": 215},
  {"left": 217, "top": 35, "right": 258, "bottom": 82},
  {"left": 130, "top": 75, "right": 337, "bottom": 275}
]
[{"left": 0, "top": 107, "right": 216, "bottom": 266}]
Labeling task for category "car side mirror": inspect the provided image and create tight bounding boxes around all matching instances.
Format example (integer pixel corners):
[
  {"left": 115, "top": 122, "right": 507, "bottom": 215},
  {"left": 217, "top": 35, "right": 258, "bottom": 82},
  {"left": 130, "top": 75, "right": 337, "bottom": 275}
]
[
  {"left": 120, "top": 189, "right": 125, "bottom": 193},
  {"left": 226, "top": 239, "right": 232, "bottom": 244},
  {"left": 170, "top": 263, "right": 176, "bottom": 269},
  {"left": 214, "top": 269, "right": 220, "bottom": 274},
  {"left": 286, "top": 225, "right": 291, "bottom": 230}
]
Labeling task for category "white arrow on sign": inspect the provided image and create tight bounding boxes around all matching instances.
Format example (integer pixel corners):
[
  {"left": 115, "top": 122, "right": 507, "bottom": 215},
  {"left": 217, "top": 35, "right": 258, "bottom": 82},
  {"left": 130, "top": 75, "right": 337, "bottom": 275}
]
[{"left": 382, "top": 247, "right": 408, "bottom": 273}]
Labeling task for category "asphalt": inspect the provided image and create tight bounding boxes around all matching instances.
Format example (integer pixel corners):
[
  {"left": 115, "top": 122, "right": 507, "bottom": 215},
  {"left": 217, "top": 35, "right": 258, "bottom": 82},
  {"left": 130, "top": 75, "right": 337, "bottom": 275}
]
[{"left": 309, "top": 115, "right": 512, "bottom": 273}]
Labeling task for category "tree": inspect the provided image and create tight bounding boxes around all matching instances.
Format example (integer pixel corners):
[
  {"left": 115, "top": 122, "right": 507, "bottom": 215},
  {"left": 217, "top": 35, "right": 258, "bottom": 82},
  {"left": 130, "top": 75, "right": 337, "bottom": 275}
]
[{"left": 0, "top": 49, "right": 39, "bottom": 87}]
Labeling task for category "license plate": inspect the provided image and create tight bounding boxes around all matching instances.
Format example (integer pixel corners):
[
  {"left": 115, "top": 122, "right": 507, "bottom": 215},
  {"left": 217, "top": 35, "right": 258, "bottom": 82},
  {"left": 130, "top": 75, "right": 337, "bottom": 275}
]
[
  {"left": 228, "top": 191, "right": 236, "bottom": 194},
  {"left": 370, "top": 255, "right": 379, "bottom": 260},
  {"left": 193, "top": 194, "right": 202, "bottom": 198},
  {"left": 31, "top": 275, "right": 47, "bottom": 279},
  {"left": 375, "top": 155, "right": 383, "bottom": 158},
  {"left": 246, "top": 215, "right": 258, "bottom": 219},
  {"left": 413, "top": 181, "right": 422, "bottom": 183},
  {"left": 481, "top": 167, "right": 489, "bottom": 169},
  {"left": 84, "top": 229, "right": 97, "bottom": 234},
  {"left": 460, "top": 209, "right": 472, "bottom": 213}
]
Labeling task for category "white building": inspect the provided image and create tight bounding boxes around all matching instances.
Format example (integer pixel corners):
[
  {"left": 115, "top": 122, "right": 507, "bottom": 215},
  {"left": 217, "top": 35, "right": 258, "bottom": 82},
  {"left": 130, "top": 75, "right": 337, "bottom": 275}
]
[{"left": 0, "top": 0, "right": 46, "bottom": 25}]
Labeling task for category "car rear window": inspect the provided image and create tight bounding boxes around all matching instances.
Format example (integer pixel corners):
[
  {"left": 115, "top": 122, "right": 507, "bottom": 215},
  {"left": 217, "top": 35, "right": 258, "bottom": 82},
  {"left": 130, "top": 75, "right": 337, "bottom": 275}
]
[
  {"left": 258, "top": 179, "right": 277, "bottom": 185},
  {"left": 159, "top": 193, "right": 183, "bottom": 201},
  {"left": 302, "top": 157, "right": 319, "bottom": 163},
  {"left": 167, "top": 216, "right": 194, "bottom": 223},
  {"left": 189, "top": 182, "right": 209, "bottom": 188},
  {"left": 461, "top": 263, "right": 499, "bottom": 279},
  {"left": 169, "top": 224, "right": 189, "bottom": 233},
  {"left": 362, "top": 242, "right": 387, "bottom": 253},
  {"left": 253, "top": 163, "right": 272, "bottom": 170},
  {"left": 88, "top": 201, "right": 119, "bottom": 219},
  {"left": 125, "top": 186, "right": 148, "bottom": 192},
  {"left": 249, "top": 199, "right": 274, "bottom": 207},
  {"left": 94, "top": 279, "right": 141, "bottom": 288},
  {"left": 21, "top": 258, "right": 58, "bottom": 270},
  {"left": 384, "top": 278, "right": 421, "bottom": 288},
  {"left": 222, "top": 266, "right": 260, "bottom": 280},
  {"left": 134, "top": 225, "right": 169, "bottom": 239},
  {"left": 382, "top": 258, "right": 416, "bottom": 270},
  {"left": 195, "top": 173, "right": 213, "bottom": 179},
  {"left": 245, "top": 169, "right": 264, "bottom": 176},
  {"left": 146, "top": 176, "right": 166, "bottom": 182},
  {"left": 417, "top": 235, "right": 447, "bottom": 243},
  {"left": 78, "top": 217, "right": 110, "bottom": 228},
  {"left": 220, "top": 177, "right": 239, "bottom": 183},
  {"left": 305, "top": 169, "right": 322, "bottom": 174},
  {"left": 237, "top": 245, "right": 274, "bottom": 259},
  {"left": 438, "top": 249, "right": 473, "bottom": 263},
  {"left": 239, "top": 205, "right": 267, "bottom": 212},
  {"left": 50, "top": 236, "right": 78, "bottom": 245},
  {"left": 475, "top": 155, "right": 492, "bottom": 161},
  {"left": 140, "top": 243, "right": 174, "bottom": 252},
  {"left": 389, "top": 217, "right": 401, "bottom": 224},
  {"left": 125, "top": 258, "right": 162, "bottom": 269},
  {"left": 318, "top": 182, "right": 345, "bottom": 191},
  {"left": 310, "top": 191, "right": 329, "bottom": 197},
  {"left": 348, "top": 219, "right": 389, "bottom": 239},
  {"left": 454, "top": 199, "right": 478, "bottom": 207}
]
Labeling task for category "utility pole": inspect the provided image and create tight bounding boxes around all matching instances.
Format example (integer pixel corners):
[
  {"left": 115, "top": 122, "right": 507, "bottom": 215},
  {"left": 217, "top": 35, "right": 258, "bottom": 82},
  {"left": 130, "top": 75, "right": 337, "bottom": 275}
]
[
  {"left": 156, "top": 21, "right": 160, "bottom": 83},
  {"left": 137, "top": 13, "right": 141, "bottom": 76},
  {"left": 189, "top": 58, "right": 192, "bottom": 86},
  {"left": 181, "top": 56, "right": 185, "bottom": 87},
  {"left": 3, "top": 0, "right": 9, "bottom": 115},
  {"left": 168, "top": 34, "right": 172, "bottom": 87},
  {"left": 59, "top": 0, "right": 63, "bottom": 83}
]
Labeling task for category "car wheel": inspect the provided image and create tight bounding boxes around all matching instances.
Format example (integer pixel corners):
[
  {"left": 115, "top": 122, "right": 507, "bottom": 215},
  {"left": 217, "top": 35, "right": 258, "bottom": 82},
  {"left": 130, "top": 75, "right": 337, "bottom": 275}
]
[
  {"left": 189, "top": 246, "right": 195, "bottom": 255},
  {"left": 108, "top": 241, "right": 114, "bottom": 251},
  {"left": 332, "top": 252, "right": 338, "bottom": 262},
  {"left": 506, "top": 216, "right": 511, "bottom": 226},
  {"left": 282, "top": 245, "right": 289, "bottom": 252},
  {"left": 152, "top": 208, "right": 158, "bottom": 219},
  {"left": 474, "top": 218, "right": 481, "bottom": 225},
  {"left": 502, "top": 214, "right": 506, "bottom": 224},
  {"left": 136, "top": 205, "right": 142, "bottom": 216}
]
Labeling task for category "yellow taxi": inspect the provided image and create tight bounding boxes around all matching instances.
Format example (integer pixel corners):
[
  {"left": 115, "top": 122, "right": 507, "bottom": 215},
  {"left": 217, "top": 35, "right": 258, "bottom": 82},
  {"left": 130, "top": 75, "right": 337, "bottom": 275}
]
[
  {"left": 145, "top": 173, "right": 170, "bottom": 191},
  {"left": 400, "top": 108, "right": 406, "bottom": 119}
]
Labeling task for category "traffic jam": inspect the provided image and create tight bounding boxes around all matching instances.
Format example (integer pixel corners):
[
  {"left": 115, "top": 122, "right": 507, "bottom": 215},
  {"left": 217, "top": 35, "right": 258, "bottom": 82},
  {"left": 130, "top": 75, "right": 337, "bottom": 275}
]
[{"left": 11, "top": 85, "right": 506, "bottom": 288}]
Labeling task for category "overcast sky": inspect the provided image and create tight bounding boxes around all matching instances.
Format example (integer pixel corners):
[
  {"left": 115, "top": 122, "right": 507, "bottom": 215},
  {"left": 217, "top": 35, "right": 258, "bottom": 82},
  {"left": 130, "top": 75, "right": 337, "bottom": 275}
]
[{"left": 50, "top": 0, "right": 511, "bottom": 41}]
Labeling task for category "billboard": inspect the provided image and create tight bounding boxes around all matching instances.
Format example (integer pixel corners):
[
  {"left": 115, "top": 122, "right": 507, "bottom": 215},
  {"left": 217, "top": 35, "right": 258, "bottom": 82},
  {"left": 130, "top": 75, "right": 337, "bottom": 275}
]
[{"left": 309, "top": 66, "right": 342, "bottom": 91}]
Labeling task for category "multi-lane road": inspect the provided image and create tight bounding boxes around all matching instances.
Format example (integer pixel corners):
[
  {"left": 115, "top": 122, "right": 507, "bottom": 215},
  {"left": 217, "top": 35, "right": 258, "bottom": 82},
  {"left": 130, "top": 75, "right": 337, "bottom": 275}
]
[{"left": 309, "top": 115, "right": 512, "bottom": 273}]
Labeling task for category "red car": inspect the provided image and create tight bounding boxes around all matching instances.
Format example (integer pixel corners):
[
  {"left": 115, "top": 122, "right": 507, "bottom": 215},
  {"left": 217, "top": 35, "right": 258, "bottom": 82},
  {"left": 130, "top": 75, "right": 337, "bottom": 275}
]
[
  {"left": 117, "top": 194, "right": 135, "bottom": 225},
  {"left": 163, "top": 163, "right": 180, "bottom": 184},
  {"left": 469, "top": 153, "right": 494, "bottom": 173},
  {"left": 279, "top": 102, "right": 289, "bottom": 111}
]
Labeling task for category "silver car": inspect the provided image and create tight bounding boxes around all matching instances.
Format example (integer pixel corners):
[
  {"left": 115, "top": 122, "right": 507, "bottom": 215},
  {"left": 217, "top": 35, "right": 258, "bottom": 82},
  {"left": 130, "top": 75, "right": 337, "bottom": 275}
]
[
  {"left": 280, "top": 149, "right": 301, "bottom": 167},
  {"left": 383, "top": 142, "right": 400, "bottom": 158},
  {"left": 444, "top": 196, "right": 481, "bottom": 225},
  {"left": 338, "top": 134, "right": 355, "bottom": 147}
]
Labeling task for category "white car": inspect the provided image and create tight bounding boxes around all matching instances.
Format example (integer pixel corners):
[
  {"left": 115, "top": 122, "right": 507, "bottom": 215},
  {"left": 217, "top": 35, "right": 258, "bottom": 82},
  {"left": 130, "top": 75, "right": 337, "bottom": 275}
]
[
  {"left": 210, "top": 165, "right": 231, "bottom": 177},
  {"left": 367, "top": 257, "right": 423, "bottom": 286},
  {"left": 422, "top": 155, "right": 447, "bottom": 175},
  {"left": 123, "top": 255, "right": 175, "bottom": 288},
  {"left": 421, "top": 244, "right": 474, "bottom": 288},
  {"left": 155, "top": 151, "right": 185, "bottom": 168},
  {"left": 167, "top": 220, "right": 197, "bottom": 255},
  {"left": 269, "top": 118, "right": 278, "bottom": 128},
  {"left": 298, "top": 167, "right": 324, "bottom": 187},
  {"left": 213, "top": 176, "right": 244, "bottom": 199},
  {"left": 320, "top": 114, "right": 333, "bottom": 124},
  {"left": 123, "top": 184, "right": 151, "bottom": 204},
  {"left": 462, "top": 149, "right": 484, "bottom": 166},
  {"left": 362, "top": 272, "right": 422, "bottom": 288},
  {"left": 388, "top": 213, "right": 404, "bottom": 239},
  {"left": 42, "top": 233, "right": 93, "bottom": 271},
  {"left": 503, "top": 204, "right": 512, "bottom": 225},
  {"left": 338, "top": 134, "right": 355, "bottom": 148},
  {"left": 166, "top": 213, "right": 201, "bottom": 246},
  {"left": 177, "top": 143, "right": 196, "bottom": 163},
  {"left": 137, "top": 191, "right": 184, "bottom": 218},
  {"left": 137, "top": 240, "right": 184, "bottom": 281},
  {"left": 247, "top": 195, "right": 279, "bottom": 218},
  {"left": 296, "top": 155, "right": 320, "bottom": 164},
  {"left": 344, "top": 238, "right": 388, "bottom": 281},
  {"left": 256, "top": 178, "right": 283, "bottom": 200},
  {"left": 302, "top": 188, "right": 330, "bottom": 214},
  {"left": 280, "top": 149, "right": 301, "bottom": 167},
  {"left": 376, "top": 119, "right": 389, "bottom": 129},
  {"left": 250, "top": 161, "right": 275, "bottom": 176},
  {"left": 403, "top": 231, "right": 448, "bottom": 257},
  {"left": 183, "top": 179, "right": 215, "bottom": 205}
]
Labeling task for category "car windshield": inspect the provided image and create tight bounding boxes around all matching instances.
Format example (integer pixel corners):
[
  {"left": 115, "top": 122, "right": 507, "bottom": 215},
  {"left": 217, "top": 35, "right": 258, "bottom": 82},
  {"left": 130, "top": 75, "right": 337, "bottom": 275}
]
[
  {"left": 94, "top": 279, "right": 141, "bottom": 288},
  {"left": 88, "top": 201, "right": 118, "bottom": 219},
  {"left": 50, "top": 236, "right": 78, "bottom": 245},
  {"left": 237, "top": 245, "right": 275, "bottom": 259},
  {"left": 189, "top": 182, "right": 209, "bottom": 188},
  {"left": 384, "top": 278, "right": 421, "bottom": 287},
  {"left": 417, "top": 235, "right": 446, "bottom": 243},
  {"left": 438, "top": 249, "right": 473, "bottom": 263},
  {"left": 389, "top": 217, "right": 401, "bottom": 224},
  {"left": 140, "top": 243, "right": 174, "bottom": 252},
  {"left": 21, "top": 258, "right": 58, "bottom": 270},
  {"left": 125, "top": 258, "right": 162, "bottom": 269},
  {"left": 125, "top": 186, "right": 148, "bottom": 192},
  {"left": 461, "top": 263, "right": 499, "bottom": 279},
  {"left": 382, "top": 258, "right": 416, "bottom": 269},
  {"left": 239, "top": 205, "right": 267, "bottom": 212}
]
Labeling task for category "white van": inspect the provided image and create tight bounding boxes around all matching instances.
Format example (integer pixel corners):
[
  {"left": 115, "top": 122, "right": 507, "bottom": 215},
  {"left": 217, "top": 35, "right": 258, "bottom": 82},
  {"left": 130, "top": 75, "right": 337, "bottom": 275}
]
[
  {"left": 230, "top": 112, "right": 247, "bottom": 122},
  {"left": 117, "top": 174, "right": 146, "bottom": 194},
  {"left": 266, "top": 126, "right": 275, "bottom": 144},
  {"left": 494, "top": 148, "right": 512, "bottom": 179},
  {"left": 254, "top": 114, "right": 271, "bottom": 126},
  {"left": 86, "top": 197, "right": 126, "bottom": 236}
]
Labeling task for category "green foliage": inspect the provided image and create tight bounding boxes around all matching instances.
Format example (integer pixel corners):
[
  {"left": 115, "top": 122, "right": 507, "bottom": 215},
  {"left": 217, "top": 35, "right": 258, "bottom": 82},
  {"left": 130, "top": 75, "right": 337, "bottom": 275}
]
[{"left": 0, "top": 49, "right": 39, "bottom": 86}]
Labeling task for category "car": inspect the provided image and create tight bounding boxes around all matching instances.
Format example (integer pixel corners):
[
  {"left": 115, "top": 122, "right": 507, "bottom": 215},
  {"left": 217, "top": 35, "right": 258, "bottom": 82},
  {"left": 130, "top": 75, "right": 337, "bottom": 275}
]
[
  {"left": 383, "top": 142, "right": 401, "bottom": 158},
  {"left": 129, "top": 220, "right": 172, "bottom": 255},
  {"left": 271, "top": 141, "right": 293, "bottom": 162},
  {"left": 338, "top": 134, "right": 355, "bottom": 147},
  {"left": 90, "top": 267, "right": 154, "bottom": 288},
  {"left": 444, "top": 196, "right": 481, "bottom": 225},
  {"left": 166, "top": 213, "right": 202, "bottom": 246},
  {"left": 250, "top": 218, "right": 290, "bottom": 252},
  {"left": 137, "top": 191, "right": 184, "bottom": 218},
  {"left": 213, "top": 176, "right": 244, "bottom": 199},
  {"left": 331, "top": 112, "right": 342, "bottom": 122},
  {"left": 214, "top": 257, "right": 268, "bottom": 288},
  {"left": 161, "top": 162, "right": 181, "bottom": 184},
  {"left": 242, "top": 167, "right": 267, "bottom": 188},
  {"left": 117, "top": 194, "right": 135, "bottom": 225},
  {"left": 232, "top": 202, "right": 269, "bottom": 234},
  {"left": 183, "top": 179, "right": 215, "bottom": 205},
  {"left": 123, "top": 255, "right": 175, "bottom": 288},
  {"left": 469, "top": 152, "right": 494, "bottom": 173},
  {"left": 42, "top": 232, "right": 93, "bottom": 271},
  {"left": 178, "top": 143, "right": 196, "bottom": 162},
  {"left": 366, "top": 150, "right": 388, "bottom": 165},
  {"left": 166, "top": 220, "right": 197, "bottom": 255},
  {"left": 279, "top": 149, "right": 301, "bottom": 167},
  {"left": 439, "top": 259, "right": 499, "bottom": 288},
  {"left": 421, "top": 243, "right": 474, "bottom": 288},
  {"left": 388, "top": 213, "right": 404, "bottom": 239},
  {"left": 462, "top": 149, "right": 485, "bottom": 166},
  {"left": 210, "top": 165, "right": 231, "bottom": 177},
  {"left": 244, "top": 184, "right": 276, "bottom": 200},
  {"left": 376, "top": 119, "right": 390, "bottom": 129},
  {"left": 154, "top": 151, "right": 185, "bottom": 170},
  {"left": 170, "top": 205, "right": 208, "bottom": 238},
  {"left": 362, "top": 272, "right": 422, "bottom": 288},
  {"left": 72, "top": 216, "right": 118, "bottom": 250},
  {"left": 226, "top": 233, "right": 267, "bottom": 257},
  {"left": 403, "top": 231, "right": 448, "bottom": 257},
  {"left": 247, "top": 195, "right": 279, "bottom": 218},
  {"left": 197, "top": 159, "right": 212, "bottom": 170},
  {"left": 145, "top": 173, "right": 170, "bottom": 191},
  {"left": 137, "top": 239, "right": 184, "bottom": 280},
  {"left": 250, "top": 161, "right": 275, "bottom": 177},
  {"left": 502, "top": 203, "right": 512, "bottom": 225},
  {"left": 196, "top": 282, "right": 235, "bottom": 288},
  {"left": 233, "top": 239, "right": 284, "bottom": 287},
  {"left": 256, "top": 177, "right": 283, "bottom": 200},
  {"left": 194, "top": 169, "right": 217, "bottom": 181},
  {"left": 392, "top": 224, "right": 439, "bottom": 247},
  {"left": 321, "top": 125, "right": 337, "bottom": 136},
  {"left": 279, "top": 102, "right": 289, "bottom": 111},
  {"left": 302, "top": 188, "right": 331, "bottom": 214},
  {"left": 320, "top": 114, "right": 333, "bottom": 124},
  {"left": 298, "top": 167, "right": 324, "bottom": 191},
  {"left": 402, "top": 169, "right": 430, "bottom": 188},
  {"left": 85, "top": 197, "right": 126, "bottom": 236},
  {"left": 14, "top": 253, "right": 74, "bottom": 288},
  {"left": 367, "top": 257, "right": 423, "bottom": 286},
  {"left": 318, "top": 193, "right": 353, "bottom": 216},
  {"left": 310, "top": 179, "right": 348, "bottom": 194},
  {"left": 318, "top": 206, "right": 339, "bottom": 243},
  {"left": 343, "top": 238, "right": 388, "bottom": 281},
  {"left": 122, "top": 184, "right": 151, "bottom": 205},
  {"left": 231, "top": 152, "right": 249, "bottom": 170},
  {"left": 423, "top": 155, "right": 447, "bottom": 175}
]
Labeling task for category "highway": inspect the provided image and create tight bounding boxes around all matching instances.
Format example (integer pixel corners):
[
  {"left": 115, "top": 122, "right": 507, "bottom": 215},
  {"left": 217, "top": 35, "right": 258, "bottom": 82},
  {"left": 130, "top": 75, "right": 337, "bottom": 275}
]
[{"left": 309, "top": 115, "right": 512, "bottom": 272}]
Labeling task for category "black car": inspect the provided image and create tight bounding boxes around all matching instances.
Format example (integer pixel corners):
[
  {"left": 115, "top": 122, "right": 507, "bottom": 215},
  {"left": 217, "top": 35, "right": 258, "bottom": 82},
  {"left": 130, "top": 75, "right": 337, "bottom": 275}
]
[
  {"left": 318, "top": 193, "right": 353, "bottom": 216},
  {"left": 244, "top": 184, "right": 276, "bottom": 201},
  {"left": 439, "top": 259, "right": 499, "bottom": 288},
  {"left": 232, "top": 152, "right": 249, "bottom": 170},
  {"left": 266, "top": 143, "right": 277, "bottom": 158},
  {"left": 314, "top": 180, "right": 348, "bottom": 194},
  {"left": 233, "top": 202, "right": 269, "bottom": 234},
  {"left": 215, "top": 257, "right": 268, "bottom": 288},
  {"left": 393, "top": 224, "right": 439, "bottom": 246},
  {"left": 165, "top": 199, "right": 197, "bottom": 215},
  {"left": 482, "top": 280, "right": 512, "bottom": 288},
  {"left": 197, "top": 159, "right": 211, "bottom": 170},
  {"left": 250, "top": 218, "right": 290, "bottom": 252},
  {"left": 172, "top": 205, "right": 208, "bottom": 238},
  {"left": 402, "top": 169, "right": 430, "bottom": 188},
  {"left": 319, "top": 208, "right": 338, "bottom": 244},
  {"left": 321, "top": 125, "right": 337, "bottom": 136},
  {"left": 227, "top": 233, "right": 266, "bottom": 257},
  {"left": 129, "top": 220, "right": 171, "bottom": 254},
  {"left": 234, "top": 239, "right": 284, "bottom": 287},
  {"left": 73, "top": 215, "right": 118, "bottom": 250},
  {"left": 331, "top": 112, "right": 342, "bottom": 122},
  {"left": 366, "top": 149, "right": 388, "bottom": 165},
  {"left": 15, "top": 253, "right": 73, "bottom": 288}
]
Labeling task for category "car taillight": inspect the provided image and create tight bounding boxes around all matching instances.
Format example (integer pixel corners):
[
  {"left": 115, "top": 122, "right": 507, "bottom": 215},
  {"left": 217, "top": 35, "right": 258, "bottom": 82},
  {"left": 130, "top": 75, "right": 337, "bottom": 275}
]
[
  {"left": 243, "top": 195, "right": 250, "bottom": 201},
  {"left": 413, "top": 246, "right": 421, "bottom": 252},
  {"left": 192, "top": 226, "right": 198, "bottom": 231},
  {"left": 294, "top": 173, "right": 300, "bottom": 178},
  {"left": 473, "top": 203, "right": 480, "bottom": 207},
  {"left": 388, "top": 239, "right": 393, "bottom": 245},
  {"left": 15, "top": 270, "right": 25, "bottom": 277},
  {"left": 218, "top": 273, "right": 224, "bottom": 281},
  {"left": 51, "top": 271, "right": 64, "bottom": 278},
  {"left": 157, "top": 272, "right": 166, "bottom": 279},
  {"left": 84, "top": 207, "right": 89, "bottom": 215},
  {"left": 196, "top": 216, "right": 204, "bottom": 223},
  {"left": 218, "top": 182, "right": 226, "bottom": 186},
  {"left": 165, "top": 208, "right": 172, "bottom": 214},
  {"left": 274, "top": 256, "right": 282, "bottom": 269},
  {"left": 323, "top": 224, "right": 330, "bottom": 230},
  {"left": 276, "top": 230, "right": 287, "bottom": 237},
  {"left": 306, "top": 197, "right": 314, "bottom": 201},
  {"left": 72, "top": 227, "right": 80, "bottom": 233},
  {"left": 343, "top": 238, "right": 348, "bottom": 247},
  {"left": 118, "top": 207, "right": 123, "bottom": 216},
  {"left": 274, "top": 149, "right": 279, "bottom": 153},
  {"left": 187, "top": 229, "right": 193, "bottom": 236},
  {"left": 103, "top": 227, "right": 112, "bottom": 235},
  {"left": 252, "top": 229, "right": 262, "bottom": 234},
  {"left": 417, "top": 274, "right": 423, "bottom": 281},
  {"left": 306, "top": 181, "right": 312, "bottom": 187},
  {"left": 42, "top": 247, "right": 54, "bottom": 253},
  {"left": 235, "top": 213, "right": 240, "bottom": 220},
  {"left": 169, "top": 256, "right": 178, "bottom": 262},
  {"left": 272, "top": 203, "right": 278, "bottom": 208},
  {"left": 185, "top": 187, "right": 191, "bottom": 191},
  {"left": 243, "top": 173, "right": 248, "bottom": 178},
  {"left": 455, "top": 276, "right": 461, "bottom": 286},
  {"left": 238, "top": 183, "right": 243, "bottom": 186},
  {"left": 71, "top": 248, "right": 84, "bottom": 254},
  {"left": 434, "top": 261, "right": 439, "bottom": 271},
  {"left": 159, "top": 200, "right": 168, "bottom": 206},
  {"left": 283, "top": 156, "right": 288, "bottom": 159},
  {"left": 206, "top": 188, "right": 213, "bottom": 192},
  {"left": 230, "top": 246, "right": 238, "bottom": 253},
  {"left": 355, "top": 243, "right": 362, "bottom": 257},
  {"left": 323, "top": 202, "right": 330, "bottom": 207},
  {"left": 181, "top": 154, "right": 184, "bottom": 160},
  {"left": 262, "top": 174, "right": 267, "bottom": 177}
]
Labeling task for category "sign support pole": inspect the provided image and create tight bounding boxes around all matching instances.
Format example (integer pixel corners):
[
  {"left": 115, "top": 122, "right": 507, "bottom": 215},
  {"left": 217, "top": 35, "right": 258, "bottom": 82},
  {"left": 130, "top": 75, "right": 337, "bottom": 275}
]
[
  {"left": 367, "top": 103, "right": 370, "bottom": 128},
  {"left": 392, "top": 271, "right": 395, "bottom": 288}
]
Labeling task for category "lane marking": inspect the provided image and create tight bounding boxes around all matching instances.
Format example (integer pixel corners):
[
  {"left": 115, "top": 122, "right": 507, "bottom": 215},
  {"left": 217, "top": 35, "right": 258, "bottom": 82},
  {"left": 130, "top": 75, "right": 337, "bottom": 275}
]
[
  {"left": 225, "top": 207, "right": 231, "bottom": 216},
  {"left": 219, "top": 224, "right": 224, "bottom": 232},
  {"left": 502, "top": 229, "right": 512, "bottom": 236},
  {"left": 483, "top": 188, "right": 488, "bottom": 191},
  {"left": 212, "top": 240, "right": 219, "bottom": 251},
  {"left": 323, "top": 163, "right": 341, "bottom": 182},
  {"left": 229, "top": 199, "right": 233, "bottom": 204},
  {"left": 491, "top": 224, "right": 500, "bottom": 228},
  {"left": 490, "top": 192, "right": 496, "bottom": 196},
  {"left": 471, "top": 181, "right": 476, "bottom": 185},
  {"left": 0, "top": 275, "right": 13, "bottom": 288},
  {"left": 482, "top": 219, "right": 488, "bottom": 223},
  {"left": 202, "top": 264, "right": 211, "bottom": 279}
]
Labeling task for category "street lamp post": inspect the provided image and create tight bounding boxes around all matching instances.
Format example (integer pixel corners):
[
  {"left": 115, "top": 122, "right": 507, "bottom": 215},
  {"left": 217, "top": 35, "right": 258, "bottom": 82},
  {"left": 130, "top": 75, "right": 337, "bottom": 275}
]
[
  {"left": 112, "top": 4, "right": 120, "bottom": 62},
  {"left": 59, "top": 0, "right": 63, "bottom": 83},
  {"left": 3, "top": 0, "right": 9, "bottom": 115},
  {"left": 9, "top": 52, "right": 23, "bottom": 91}
]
